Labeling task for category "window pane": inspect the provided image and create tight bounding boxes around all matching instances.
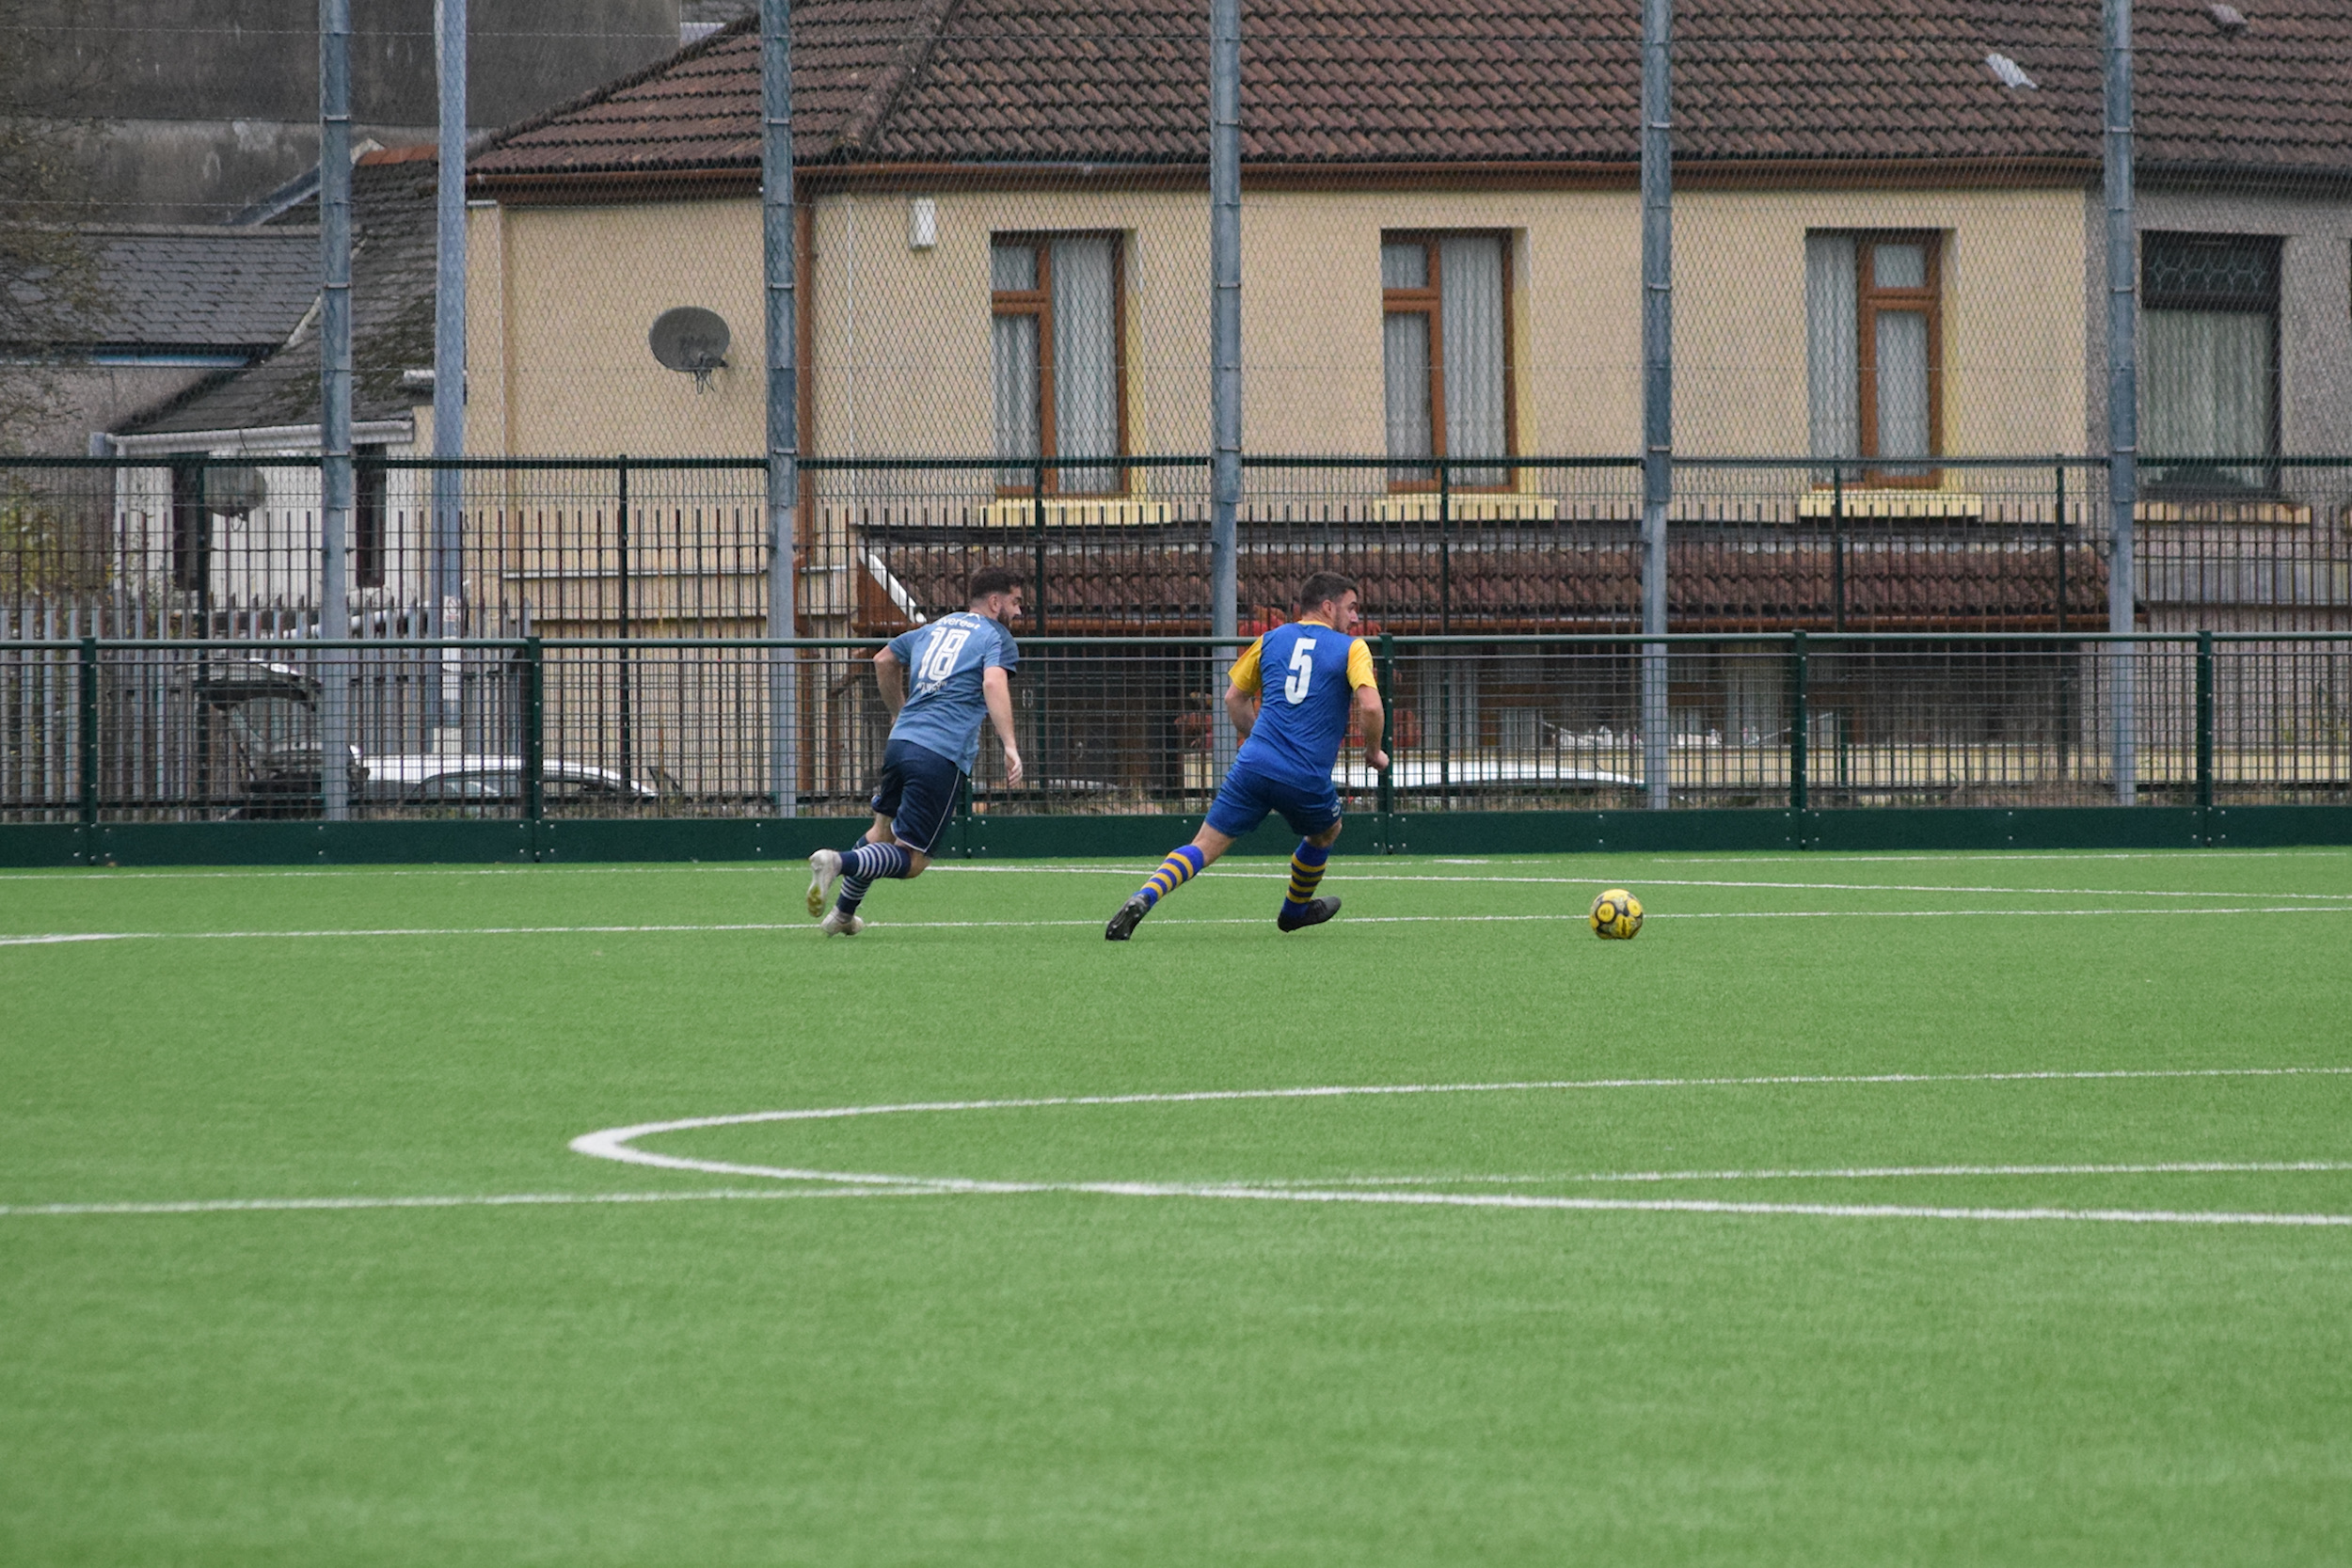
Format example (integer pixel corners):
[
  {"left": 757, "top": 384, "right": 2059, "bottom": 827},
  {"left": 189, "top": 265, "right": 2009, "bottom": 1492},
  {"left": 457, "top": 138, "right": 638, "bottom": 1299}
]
[
  {"left": 1872, "top": 243, "right": 1926, "bottom": 289},
  {"left": 1438, "top": 235, "right": 1507, "bottom": 485},
  {"left": 1873, "top": 309, "right": 1931, "bottom": 463},
  {"left": 1805, "top": 234, "right": 1860, "bottom": 463},
  {"left": 990, "top": 241, "right": 1036, "bottom": 292},
  {"left": 1380, "top": 241, "right": 1428, "bottom": 290},
  {"left": 993, "top": 313, "right": 1040, "bottom": 488},
  {"left": 1050, "top": 236, "right": 1120, "bottom": 493},
  {"left": 1383, "top": 310, "right": 1433, "bottom": 484},
  {"left": 2144, "top": 236, "right": 2278, "bottom": 309},
  {"left": 2143, "top": 309, "right": 2273, "bottom": 488}
]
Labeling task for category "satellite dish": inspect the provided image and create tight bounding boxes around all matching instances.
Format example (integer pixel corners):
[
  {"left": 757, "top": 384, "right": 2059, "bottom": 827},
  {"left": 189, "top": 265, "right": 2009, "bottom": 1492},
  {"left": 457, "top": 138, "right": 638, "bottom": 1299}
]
[
  {"left": 205, "top": 465, "right": 267, "bottom": 518},
  {"left": 649, "top": 307, "right": 731, "bottom": 391}
]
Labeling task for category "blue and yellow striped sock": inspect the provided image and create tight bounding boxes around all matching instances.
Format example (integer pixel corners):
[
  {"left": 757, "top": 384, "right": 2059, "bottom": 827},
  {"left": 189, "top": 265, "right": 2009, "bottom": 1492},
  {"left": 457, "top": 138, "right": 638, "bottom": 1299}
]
[
  {"left": 1136, "top": 844, "right": 1205, "bottom": 909},
  {"left": 1280, "top": 840, "right": 1331, "bottom": 919}
]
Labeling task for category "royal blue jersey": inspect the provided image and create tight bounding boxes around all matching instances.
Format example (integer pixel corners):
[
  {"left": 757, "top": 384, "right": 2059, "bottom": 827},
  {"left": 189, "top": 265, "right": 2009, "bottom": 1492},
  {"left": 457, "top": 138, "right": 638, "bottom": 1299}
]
[
  {"left": 1229, "top": 620, "right": 1377, "bottom": 784},
  {"left": 885, "top": 612, "right": 1019, "bottom": 772}
]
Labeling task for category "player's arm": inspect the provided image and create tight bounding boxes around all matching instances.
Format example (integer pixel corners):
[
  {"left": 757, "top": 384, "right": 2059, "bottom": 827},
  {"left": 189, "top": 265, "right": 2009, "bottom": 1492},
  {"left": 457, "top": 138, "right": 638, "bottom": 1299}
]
[
  {"left": 1347, "top": 640, "right": 1389, "bottom": 772},
  {"left": 982, "top": 666, "right": 1024, "bottom": 787},
  {"left": 1223, "top": 637, "right": 1265, "bottom": 741},
  {"left": 872, "top": 644, "right": 907, "bottom": 717}
]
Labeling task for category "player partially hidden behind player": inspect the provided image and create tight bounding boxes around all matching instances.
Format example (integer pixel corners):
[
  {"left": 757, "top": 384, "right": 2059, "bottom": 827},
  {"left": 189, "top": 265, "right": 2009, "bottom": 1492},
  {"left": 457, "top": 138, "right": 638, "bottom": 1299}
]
[
  {"left": 805, "top": 567, "right": 1025, "bottom": 935},
  {"left": 1106, "top": 572, "right": 1387, "bottom": 941}
]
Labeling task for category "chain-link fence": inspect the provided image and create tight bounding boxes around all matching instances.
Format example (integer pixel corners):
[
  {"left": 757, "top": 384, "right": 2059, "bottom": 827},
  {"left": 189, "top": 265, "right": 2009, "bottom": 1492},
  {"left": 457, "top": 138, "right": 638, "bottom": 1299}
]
[{"left": 8, "top": 632, "right": 2346, "bottom": 825}]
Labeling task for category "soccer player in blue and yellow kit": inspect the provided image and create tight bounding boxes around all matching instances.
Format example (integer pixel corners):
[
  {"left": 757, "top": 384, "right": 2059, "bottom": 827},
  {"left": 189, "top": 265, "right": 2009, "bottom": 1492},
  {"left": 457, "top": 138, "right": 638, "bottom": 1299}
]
[
  {"left": 1106, "top": 572, "right": 1387, "bottom": 940},
  {"left": 805, "top": 566, "right": 1025, "bottom": 935}
]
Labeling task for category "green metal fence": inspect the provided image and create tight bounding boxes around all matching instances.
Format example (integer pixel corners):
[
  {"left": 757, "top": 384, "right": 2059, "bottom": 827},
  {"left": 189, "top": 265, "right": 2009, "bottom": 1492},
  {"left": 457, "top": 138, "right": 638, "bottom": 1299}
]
[{"left": 7, "top": 633, "right": 2348, "bottom": 834}]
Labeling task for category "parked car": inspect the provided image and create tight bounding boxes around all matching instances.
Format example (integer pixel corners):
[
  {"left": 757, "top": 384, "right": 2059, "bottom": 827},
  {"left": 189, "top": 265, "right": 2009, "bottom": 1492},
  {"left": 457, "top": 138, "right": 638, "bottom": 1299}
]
[
  {"left": 357, "top": 755, "right": 662, "bottom": 814},
  {"left": 188, "top": 660, "right": 365, "bottom": 818}
]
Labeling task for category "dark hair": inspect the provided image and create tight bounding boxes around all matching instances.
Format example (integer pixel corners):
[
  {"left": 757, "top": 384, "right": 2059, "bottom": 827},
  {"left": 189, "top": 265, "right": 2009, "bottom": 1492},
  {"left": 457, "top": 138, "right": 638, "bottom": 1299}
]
[
  {"left": 1295, "top": 572, "right": 1358, "bottom": 613},
  {"left": 967, "top": 566, "right": 1022, "bottom": 603}
]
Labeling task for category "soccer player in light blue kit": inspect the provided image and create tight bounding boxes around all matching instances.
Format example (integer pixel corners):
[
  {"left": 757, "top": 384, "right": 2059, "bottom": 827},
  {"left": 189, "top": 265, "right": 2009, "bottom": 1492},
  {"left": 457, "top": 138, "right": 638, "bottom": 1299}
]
[
  {"left": 805, "top": 566, "right": 1025, "bottom": 935},
  {"left": 1106, "top": 572, "right": 1386, "bottom": 940}
]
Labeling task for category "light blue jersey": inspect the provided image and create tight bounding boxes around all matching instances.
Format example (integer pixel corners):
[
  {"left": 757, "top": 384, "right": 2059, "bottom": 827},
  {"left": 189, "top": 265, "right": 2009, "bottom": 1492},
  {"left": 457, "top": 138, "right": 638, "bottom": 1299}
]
[{"left": 885, "top": 612, "right": 1020, "bottom": 772}]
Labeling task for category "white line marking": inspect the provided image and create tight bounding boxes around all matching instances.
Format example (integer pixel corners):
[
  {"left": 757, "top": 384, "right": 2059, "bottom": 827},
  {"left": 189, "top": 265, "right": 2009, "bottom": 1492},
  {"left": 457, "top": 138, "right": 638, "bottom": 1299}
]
[
  {"left": 1076, "top": 1182, "right": 2352, "bottom": 1227},
  {"left": 8, "top": 904, "right": 2351, "bottom": 946},
  {"left": 0, "top": 1186, "right": 934, "bottom": 1218},
  {"left": 7, "top": 847, "right": 2342, "bottom": 884},
  {"left": 1244, "top": 1160, "right": 2352, "bottom": 1187},
  {"left": 566, "top": 1068, "right": 2352, "bottom": 1231}
]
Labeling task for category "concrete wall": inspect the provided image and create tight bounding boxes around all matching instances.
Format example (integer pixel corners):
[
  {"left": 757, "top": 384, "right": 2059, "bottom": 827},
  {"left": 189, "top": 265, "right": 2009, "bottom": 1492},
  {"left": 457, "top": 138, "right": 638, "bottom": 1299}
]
[
  {"left": 471, "top": 181, "right": 2092, "bottom": 466},
  {"left": 12, "top": 0, "right": 682, "bottom": 223}
]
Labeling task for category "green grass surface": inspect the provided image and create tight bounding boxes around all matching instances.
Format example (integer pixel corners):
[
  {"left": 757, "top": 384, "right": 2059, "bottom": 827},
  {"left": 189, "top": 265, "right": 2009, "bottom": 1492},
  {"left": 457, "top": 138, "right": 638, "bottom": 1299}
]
[{"left": 4, "top": 847, "right": 2350, "bottom": 1564}]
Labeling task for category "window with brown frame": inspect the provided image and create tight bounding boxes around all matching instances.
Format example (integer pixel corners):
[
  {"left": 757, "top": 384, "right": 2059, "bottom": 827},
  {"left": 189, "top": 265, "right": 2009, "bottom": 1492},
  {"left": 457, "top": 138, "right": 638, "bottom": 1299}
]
[
  {"left": 991, "top": 233, "right": 1126, "bottom": 497},
  {"left": 1380, "top": 232, "right": 1515, "bottom": 491},
  {"left": 1804, "top": 231, "right": 1943, "bottom": 486}
]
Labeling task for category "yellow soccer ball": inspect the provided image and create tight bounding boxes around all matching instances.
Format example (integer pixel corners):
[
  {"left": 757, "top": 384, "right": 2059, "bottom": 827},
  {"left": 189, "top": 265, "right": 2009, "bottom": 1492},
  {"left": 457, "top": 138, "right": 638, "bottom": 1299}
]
[{"left": 1590, "top": 888, "right": 1644, "bottom": 940}]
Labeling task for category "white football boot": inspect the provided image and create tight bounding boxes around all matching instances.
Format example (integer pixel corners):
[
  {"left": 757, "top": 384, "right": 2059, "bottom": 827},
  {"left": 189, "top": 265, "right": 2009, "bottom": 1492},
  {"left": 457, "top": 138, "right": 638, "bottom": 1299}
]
[
  {"left": 818, "top": 907, "right": 865, "bottom": 937},
  {"left": 806, "top": 848, "right": 843, "bottom": 918}
]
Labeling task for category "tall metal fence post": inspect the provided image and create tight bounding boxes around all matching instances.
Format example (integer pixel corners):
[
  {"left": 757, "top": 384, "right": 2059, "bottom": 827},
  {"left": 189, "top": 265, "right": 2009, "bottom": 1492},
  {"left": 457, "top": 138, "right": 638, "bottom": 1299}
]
[
  {"left": 2195, "top": 629, "right": 2215, "bottom": 820},
  {"left": 763, "top": 0, "right": 800, "bottom": 816},
  {"left": 615, "top": 454, "right": 632, "bottom": 788},
  {"left": 77, "top": 635, "right": 99, "bottom": 836},
  {"left": 1438, "top": 460, "right": 1453, "bottom": 635},
  {"left": 2054, "top": 461, "right": 2069, "bottom": 635},
  {"left": 1031, "top": 457, "right": 1047, "bottom": 630},
  {"left": 1788, "top": 628, "right": 1808, "bottom": 817},
  {"left": 523, "top": 634, "right": 545, "bottom": 827},
  {"left": 319, "top": 0, "right": 354, "bottom": 821},
  {"left": 1376, "top": 630, "right": 1396, "bottom": 823},
  {"left": 1830, "top": 467, "right": 1845, "bottom": 633},
  {"left": 1208, "top": 0, "right": 1243, "bottom": 778},
  {"left": 1639, "top": 0, "right": 1674, "bottom": 811},
  {"left": 2105, "top": 0, "right": 2138, "bottom": 804},
  {"left": 431, "top": 0, "right": 467, "bottom": 725}
]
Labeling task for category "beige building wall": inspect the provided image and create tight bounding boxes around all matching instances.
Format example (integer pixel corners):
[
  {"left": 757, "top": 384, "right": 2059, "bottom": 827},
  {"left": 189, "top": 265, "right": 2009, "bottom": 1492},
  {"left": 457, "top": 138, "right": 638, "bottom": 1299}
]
[
  {"left": 1674, "top": 186, "right": 2090, "bottom": 457},
  {"left": 466, "top": 181, "right": 2091, "bottom": 467}
]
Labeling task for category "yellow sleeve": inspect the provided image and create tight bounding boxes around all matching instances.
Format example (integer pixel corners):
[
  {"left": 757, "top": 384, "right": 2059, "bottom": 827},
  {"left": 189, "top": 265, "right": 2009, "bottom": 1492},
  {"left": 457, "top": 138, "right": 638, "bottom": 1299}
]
[
  {"left": 1228, "top": 638, "right": 1264, "bottom": 695},
  {"left": 1345, "top": 639, "right": 1378, "bottom": 690}
]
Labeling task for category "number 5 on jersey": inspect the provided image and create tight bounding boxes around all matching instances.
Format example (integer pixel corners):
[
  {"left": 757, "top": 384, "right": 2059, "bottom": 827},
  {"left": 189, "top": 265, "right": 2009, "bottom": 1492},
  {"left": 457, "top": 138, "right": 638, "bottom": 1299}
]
[{"left": 1284, "top": 637, "right": 1316, "bottom": 705}]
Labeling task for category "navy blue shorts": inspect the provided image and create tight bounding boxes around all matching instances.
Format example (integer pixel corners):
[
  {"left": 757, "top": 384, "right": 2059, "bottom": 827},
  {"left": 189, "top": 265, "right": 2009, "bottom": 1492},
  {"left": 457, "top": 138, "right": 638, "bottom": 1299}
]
[
  {"left": 869, "top": 738, "right": 963, "bottom": 855},
  {"left": 1204, "top": 761, "right": 1342, "bottom": 841}
]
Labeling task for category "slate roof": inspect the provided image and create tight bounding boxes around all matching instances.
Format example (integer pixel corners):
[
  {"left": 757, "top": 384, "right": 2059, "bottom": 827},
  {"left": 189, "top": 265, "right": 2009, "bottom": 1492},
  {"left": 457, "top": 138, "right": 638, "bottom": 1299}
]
[
  {"left": 469, "top": 0, "right": 2352, "bottom": 183},
  {"left": 127, "top": 150, "right": 438, "bottom": 437},
  {"left": 80, "top": 227, "right": 320, "bottom": 350}
]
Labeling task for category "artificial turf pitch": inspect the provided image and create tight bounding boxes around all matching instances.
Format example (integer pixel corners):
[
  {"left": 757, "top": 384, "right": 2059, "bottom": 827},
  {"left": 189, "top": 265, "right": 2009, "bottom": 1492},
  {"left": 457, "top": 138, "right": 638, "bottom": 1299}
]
[{"left": 3, "top": 848, "right": 2349, "bottom": 1564}]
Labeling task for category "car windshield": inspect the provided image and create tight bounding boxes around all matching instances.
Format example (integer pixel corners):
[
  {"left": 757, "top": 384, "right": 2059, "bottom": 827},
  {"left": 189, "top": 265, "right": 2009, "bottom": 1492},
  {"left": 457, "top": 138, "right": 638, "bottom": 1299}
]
[{"left": 226, "top": 697, "right": 318, "bottom": 755}]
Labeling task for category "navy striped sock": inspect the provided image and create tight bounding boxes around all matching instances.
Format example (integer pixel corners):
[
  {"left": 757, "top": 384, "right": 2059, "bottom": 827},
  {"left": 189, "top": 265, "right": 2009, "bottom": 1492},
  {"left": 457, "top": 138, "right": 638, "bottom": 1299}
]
[{"left": 1280, "top": 840, "right": 1331, "bottom": 918}]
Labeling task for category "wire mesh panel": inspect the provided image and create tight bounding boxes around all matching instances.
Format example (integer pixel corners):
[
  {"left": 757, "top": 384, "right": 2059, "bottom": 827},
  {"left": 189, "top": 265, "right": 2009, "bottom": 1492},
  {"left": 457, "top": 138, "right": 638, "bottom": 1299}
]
[{"left": 2211, "top": 636, "right": 2352, "bottom": 804}]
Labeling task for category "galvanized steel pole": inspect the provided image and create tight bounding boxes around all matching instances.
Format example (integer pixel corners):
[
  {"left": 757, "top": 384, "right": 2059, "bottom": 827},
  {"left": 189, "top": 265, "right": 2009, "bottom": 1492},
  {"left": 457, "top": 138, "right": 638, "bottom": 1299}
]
[
  {"left": 763, "top": 0, "right": 801, "bottom": 815},
  {"left": 2105, "top": 0, "right": 2138, "bottom": 803},
  {"left": 1209, "top": 0, "right": 1242, "bottom": 771},
  {"left": 319, "top": 0, "right": 353, "bottom": 820},
  {"left": 431, "top": 0, "right": 467, "bottom": 661},
  {"left": 1639, "top": 0, "right": 1673, "bottom": 810}
]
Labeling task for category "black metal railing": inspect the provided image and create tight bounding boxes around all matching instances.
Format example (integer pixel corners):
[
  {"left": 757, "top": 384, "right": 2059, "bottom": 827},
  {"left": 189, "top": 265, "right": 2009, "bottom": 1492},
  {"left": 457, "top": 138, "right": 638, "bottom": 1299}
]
[{"left": 8, "top": 454, "right": 2347, "bottom": 644}]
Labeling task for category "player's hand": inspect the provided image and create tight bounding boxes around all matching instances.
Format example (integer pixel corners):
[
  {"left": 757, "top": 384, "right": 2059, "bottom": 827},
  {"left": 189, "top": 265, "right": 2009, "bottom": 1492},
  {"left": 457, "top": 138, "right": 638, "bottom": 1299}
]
[
  {"left": 1003, "top": 747, "right": 1025, "bottom": 787},
  {"left": 1366, "top": 748, "right": 1390, "bottom": 772}
]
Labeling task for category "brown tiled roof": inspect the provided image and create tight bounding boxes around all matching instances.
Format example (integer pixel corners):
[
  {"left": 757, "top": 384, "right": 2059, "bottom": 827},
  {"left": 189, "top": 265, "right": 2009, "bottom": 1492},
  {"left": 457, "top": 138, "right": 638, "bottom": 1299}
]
[
  {"left": 471, "top": 0, "right": 2352, "bottom": 183},
  {"left": 864, "top": 531, "right": 2110, "bottom": 635}
]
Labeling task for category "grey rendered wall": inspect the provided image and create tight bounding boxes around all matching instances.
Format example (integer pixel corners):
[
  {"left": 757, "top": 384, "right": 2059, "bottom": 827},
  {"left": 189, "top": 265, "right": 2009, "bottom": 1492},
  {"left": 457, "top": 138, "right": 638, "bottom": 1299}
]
[{"left": 2086, "top": 184, "right": 2352, "bottom": 458}]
